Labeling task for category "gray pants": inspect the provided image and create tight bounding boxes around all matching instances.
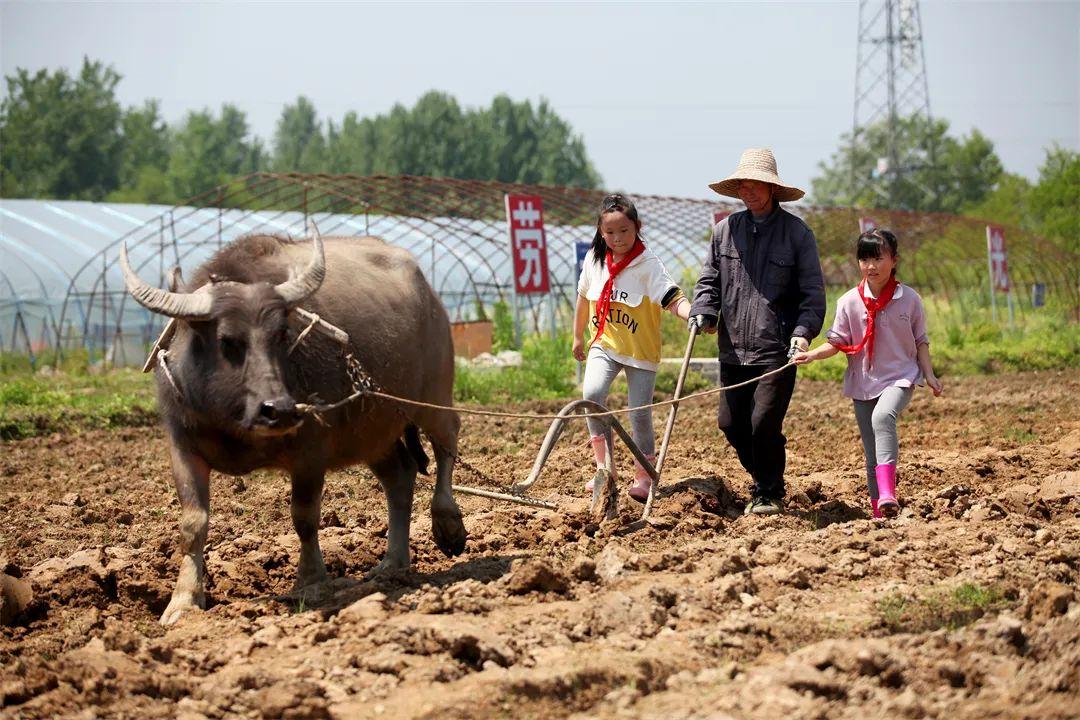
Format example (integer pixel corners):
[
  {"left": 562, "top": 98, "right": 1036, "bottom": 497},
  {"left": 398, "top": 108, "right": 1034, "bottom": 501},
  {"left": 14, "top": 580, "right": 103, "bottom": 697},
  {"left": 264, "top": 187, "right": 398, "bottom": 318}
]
[
  {"left": 853, "top": 385, "right": 913, "bottom": 499},
  {"left": 583, "top": 346, "right": 657, "bottom": 457}
]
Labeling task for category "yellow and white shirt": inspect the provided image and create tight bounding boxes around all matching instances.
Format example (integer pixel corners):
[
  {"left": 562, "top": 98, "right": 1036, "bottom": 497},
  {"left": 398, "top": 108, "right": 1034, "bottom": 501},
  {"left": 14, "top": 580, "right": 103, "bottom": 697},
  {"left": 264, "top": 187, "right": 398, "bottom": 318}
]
[{"left": 577, "top": 245, "right": 685, "bottom": 371}]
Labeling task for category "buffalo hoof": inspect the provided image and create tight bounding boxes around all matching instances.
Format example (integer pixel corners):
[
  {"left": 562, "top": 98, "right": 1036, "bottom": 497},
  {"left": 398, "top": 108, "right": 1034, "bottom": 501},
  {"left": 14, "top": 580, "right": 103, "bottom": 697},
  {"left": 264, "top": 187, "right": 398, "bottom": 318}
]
[
  {"left": 295, "top": 546, "right": 329, "bottom": 592},
  {"left": 363, "top": 556, "right": 410, "bottom": 580},
  {"left": 291, "top": 569, "right": 329, "bottom": 594},
  {"left": 159, "top": 592, "right": 204, "bottom": 626},
  {"left": 432, "top": 509, "right": 467, "bottom": 558}
]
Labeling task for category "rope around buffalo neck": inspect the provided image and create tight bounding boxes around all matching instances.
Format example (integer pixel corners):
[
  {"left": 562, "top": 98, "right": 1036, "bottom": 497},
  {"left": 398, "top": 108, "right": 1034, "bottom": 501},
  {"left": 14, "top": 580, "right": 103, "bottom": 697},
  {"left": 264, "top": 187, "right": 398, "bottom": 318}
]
[
  {"left": 293, "top": 361, "right": 797, "bottom": 421},
  {"left": 288, "top": 311, "right": 323, "bottom": 355},
  {"left": 157, "top": 349, "right": 182, "bottom": 398}
]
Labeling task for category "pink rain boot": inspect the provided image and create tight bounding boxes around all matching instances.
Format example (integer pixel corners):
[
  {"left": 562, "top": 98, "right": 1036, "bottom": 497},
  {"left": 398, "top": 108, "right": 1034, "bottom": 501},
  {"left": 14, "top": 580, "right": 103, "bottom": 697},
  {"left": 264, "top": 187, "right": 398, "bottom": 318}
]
[
  {"left": 870, "top": 498, "right": 883, "bottom": 519},
  {"left": 875, "top": 463, "right": 899, "bottom": 518},
  {"left": 585, "top": 435, "right": 614, "bottom": 492},
  {"left": 628, "top": 455, "right": 656, "bottom": 503}
]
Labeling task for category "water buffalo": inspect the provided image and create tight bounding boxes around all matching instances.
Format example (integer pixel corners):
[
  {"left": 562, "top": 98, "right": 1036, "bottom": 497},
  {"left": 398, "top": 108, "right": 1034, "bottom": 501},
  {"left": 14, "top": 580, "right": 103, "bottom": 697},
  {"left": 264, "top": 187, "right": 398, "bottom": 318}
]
[{"left": 120, "top": 229, "right": 467, "bottom": 625}]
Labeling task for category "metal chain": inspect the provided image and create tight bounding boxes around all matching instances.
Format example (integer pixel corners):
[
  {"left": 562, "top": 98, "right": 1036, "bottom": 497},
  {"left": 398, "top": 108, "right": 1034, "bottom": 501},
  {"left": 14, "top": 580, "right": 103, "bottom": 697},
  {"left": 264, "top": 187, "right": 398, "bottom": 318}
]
[
  {"left": 451, "top": 452, "right": 514, "bottom": 494},
  {"left": 343, "top": 352, "right": 374, "bottom": 412},
  {"left": 335, "top": 346, "right": 514, "bottom": 495}
]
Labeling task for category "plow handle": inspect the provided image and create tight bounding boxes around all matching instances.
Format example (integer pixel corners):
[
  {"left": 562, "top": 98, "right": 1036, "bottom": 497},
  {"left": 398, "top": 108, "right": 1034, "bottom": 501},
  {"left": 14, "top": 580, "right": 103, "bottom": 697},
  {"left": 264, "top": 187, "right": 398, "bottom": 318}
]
[{"left": 646, "top": 324, "right": 699, "bottom": 518}]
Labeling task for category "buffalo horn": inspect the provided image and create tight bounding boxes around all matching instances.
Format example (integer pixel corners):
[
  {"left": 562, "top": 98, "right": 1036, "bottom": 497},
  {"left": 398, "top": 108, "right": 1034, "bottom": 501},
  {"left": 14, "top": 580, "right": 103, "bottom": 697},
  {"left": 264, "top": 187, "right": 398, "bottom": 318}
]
[
  {"left": 119, "top": 243, "right": 213, "bottom": 319},
  {"left": 274, "top": 222, "right": 326, "bottom": 306}
]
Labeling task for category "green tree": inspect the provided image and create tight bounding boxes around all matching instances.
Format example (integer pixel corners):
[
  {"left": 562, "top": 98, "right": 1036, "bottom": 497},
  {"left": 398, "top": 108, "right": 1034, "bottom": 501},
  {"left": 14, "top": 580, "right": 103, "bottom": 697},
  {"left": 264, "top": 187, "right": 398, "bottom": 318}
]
[
  {"left": 271, "top": 96, "right": 327, "bottom": 172},
  {"left": 325, "top": 91, "right": 601, "bottom": 187},
  {"left": 963, "top": 146, "right": 1078, "bottom": 254},
  {"left": 0, "top": 58, "right": 123, "bottom": 200},
  {"left": 964, "top": 172, "right": 1033, "bottom": 230},
  {"left": 402, "top": 91, "right": 467, "bottom": 177},
  {"left": 811, "top": 114, "right": 1003, "bottom": 213},
  {"left": 167, "top": 104, "right": 263, "bottom": 202},
  {"left": 107, "top": 99, "right": 172, "bottom": 203},
  {"left": 329, "top": 110, "right": 376, "bottom": 175},
  {"left": 1029, "top": 145, "right": 1079, "bottom": 252},
  {"left": 478, "top": 95, "right": 600, "bottom": 187}
]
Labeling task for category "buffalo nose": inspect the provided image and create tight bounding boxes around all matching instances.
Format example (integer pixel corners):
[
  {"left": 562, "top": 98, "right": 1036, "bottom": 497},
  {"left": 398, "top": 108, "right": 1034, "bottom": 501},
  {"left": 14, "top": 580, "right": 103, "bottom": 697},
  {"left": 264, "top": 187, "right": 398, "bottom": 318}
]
[{"left": 258, "top": 397, "right": 299, "bottom": 426}]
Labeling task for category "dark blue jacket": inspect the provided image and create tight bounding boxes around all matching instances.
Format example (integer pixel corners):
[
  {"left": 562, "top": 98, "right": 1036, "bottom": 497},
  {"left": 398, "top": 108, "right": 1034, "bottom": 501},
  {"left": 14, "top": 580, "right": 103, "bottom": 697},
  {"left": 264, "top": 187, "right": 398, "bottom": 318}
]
[{"left": 690, "top": 204, "right": 826, "bottom": 365}]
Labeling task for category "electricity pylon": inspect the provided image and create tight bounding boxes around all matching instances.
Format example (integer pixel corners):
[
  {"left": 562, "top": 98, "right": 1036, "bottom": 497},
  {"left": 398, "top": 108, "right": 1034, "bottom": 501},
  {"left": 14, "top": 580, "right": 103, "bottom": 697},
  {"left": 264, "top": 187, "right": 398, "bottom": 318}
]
[{"left": 851, "top": 0, "right": 934, "bottom": 207}]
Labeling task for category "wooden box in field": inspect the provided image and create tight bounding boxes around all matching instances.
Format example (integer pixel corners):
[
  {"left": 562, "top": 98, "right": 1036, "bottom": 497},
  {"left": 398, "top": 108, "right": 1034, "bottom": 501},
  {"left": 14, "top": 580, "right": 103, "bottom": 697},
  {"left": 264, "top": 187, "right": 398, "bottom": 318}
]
[{"left": 451, "top": 320, "right": 493, "bottom": 359}]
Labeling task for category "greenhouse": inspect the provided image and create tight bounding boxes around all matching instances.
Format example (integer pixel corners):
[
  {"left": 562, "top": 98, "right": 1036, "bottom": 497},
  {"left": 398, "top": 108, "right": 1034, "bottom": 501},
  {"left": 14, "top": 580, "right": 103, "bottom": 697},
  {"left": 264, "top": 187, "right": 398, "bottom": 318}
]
[
  {"left": 1, "top": 174, "right": 1074, "bottom": 368},
  {"left": 0, "top": 175, "right": 732, "bottom": 366}
]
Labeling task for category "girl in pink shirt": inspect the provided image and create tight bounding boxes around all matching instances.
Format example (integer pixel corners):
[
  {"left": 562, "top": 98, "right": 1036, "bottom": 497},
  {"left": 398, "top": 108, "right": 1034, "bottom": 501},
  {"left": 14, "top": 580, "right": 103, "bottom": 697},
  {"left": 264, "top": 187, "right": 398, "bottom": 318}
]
[{"left": 792, "top": 229, "right": 942, "bottom": 518}]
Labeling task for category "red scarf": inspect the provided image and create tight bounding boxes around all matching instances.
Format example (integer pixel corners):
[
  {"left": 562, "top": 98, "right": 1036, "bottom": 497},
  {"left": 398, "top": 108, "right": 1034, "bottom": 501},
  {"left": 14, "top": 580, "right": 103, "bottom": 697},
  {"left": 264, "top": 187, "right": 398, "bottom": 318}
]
[
  {"left": 830, "top": 275, "right": 899, "bottom": 367},
  {"left": 590, "top": 240, "right": 645, "bottom": 346}
]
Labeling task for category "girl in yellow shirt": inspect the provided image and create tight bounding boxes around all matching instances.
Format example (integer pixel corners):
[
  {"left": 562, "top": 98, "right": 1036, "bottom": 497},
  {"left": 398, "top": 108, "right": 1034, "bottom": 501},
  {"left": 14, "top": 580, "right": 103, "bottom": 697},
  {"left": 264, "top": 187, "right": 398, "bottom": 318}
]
[{"left": 572, "top": 194, "right": 690, "bottom": 501}]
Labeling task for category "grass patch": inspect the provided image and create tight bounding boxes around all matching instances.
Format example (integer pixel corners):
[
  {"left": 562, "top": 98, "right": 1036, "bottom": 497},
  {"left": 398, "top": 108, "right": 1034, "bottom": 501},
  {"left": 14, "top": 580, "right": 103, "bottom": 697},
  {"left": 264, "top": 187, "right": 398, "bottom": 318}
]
[
  {"left": 0, "top": 369, "right": 158, "bottom": 441},
  {"left": 3, "top": 299, "right": 1075, "bottom": 442},
  {"left": 652, "top": 365, "right": 711, "bottom": 398},
  {"left": 784, "top": 303, "right": 1079, "bottom": 382},
  {"left": 1003, "top": 426, "right": 1038, "bottom": 445},
  {"left": 454, "top": 332, "right": 576, "bottom": 405},
  {"left": 877, "top": 582, "right": 1011, "bottom": 634},
  {"left": 658, "top": 278, "right": 1079, "bottom": 379}
]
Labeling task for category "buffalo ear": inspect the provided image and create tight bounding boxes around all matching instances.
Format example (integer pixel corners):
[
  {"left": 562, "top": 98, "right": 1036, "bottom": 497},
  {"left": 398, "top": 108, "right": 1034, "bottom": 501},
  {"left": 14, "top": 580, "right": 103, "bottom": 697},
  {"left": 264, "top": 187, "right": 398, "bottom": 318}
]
[{"left": 167, "top": 266, "right": 186, "bottom": 292}]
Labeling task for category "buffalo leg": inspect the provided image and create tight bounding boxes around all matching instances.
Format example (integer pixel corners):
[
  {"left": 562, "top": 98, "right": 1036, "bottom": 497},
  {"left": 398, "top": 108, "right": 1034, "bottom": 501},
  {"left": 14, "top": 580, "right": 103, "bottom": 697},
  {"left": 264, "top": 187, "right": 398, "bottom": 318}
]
[
  {"left": 430, "top": 443, "right": 466, "bottom": 557},
  {"left": 368, "top": 441, "right": 416, "bottom": 573},
  {"left": 160, "top": 442, "right": 210, "bottom": 626},
  {"left": 290, "top": 469, "right": 329, "bottom": 591},
  {"left": 416, "top": 409, "right": 467, "bottom": 557}
]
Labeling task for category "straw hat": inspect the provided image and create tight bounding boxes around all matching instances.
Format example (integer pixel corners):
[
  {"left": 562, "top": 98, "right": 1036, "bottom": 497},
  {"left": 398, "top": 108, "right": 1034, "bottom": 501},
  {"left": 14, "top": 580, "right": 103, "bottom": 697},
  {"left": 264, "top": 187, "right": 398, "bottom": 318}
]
[{"left": 708, "top": 148, "right": 805, "bottom": 202}]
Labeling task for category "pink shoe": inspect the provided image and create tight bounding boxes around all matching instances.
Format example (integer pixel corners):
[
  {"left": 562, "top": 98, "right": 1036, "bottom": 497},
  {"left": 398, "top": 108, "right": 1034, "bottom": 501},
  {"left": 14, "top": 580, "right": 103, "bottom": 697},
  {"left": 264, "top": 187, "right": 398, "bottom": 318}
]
[
  {"left": 875, "top": 463, "right": 899, "bottom": 518},
  {"left": 585, "top": 435, "right": 613, "bottom": 492},
  {"left": 628, "top": 455, "right": 656, "bottom": 503},
  {"left": 871, "top": 498, "right": 883, "bottom": 519}
]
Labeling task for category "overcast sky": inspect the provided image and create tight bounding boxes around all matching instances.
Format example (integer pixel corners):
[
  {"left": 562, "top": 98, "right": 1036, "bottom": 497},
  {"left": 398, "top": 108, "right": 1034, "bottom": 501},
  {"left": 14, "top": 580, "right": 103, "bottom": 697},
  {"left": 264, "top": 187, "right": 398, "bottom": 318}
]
[{"left": 2, "top": 1, "right": 1076, "bottom": 200}]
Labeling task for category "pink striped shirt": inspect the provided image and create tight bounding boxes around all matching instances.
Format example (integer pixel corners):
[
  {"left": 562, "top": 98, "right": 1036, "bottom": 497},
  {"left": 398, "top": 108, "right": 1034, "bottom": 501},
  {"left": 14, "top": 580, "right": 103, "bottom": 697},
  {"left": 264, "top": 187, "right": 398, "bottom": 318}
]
[{"left": 826, "top": 282, "right": 930, "bottom": 401}]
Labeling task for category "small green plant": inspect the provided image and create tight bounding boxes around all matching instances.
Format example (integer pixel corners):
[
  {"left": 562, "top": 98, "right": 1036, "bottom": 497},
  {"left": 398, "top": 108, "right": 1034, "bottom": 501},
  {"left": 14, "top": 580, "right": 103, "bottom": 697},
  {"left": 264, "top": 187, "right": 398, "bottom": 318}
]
[
  {"left": 877, "top": 594, "right": 910, "bottom": 628},
  {"left": 492, "top": 300, "right": 516, "bottom": 353},
  {"left": 473, "top": 299, "right": 489, "bottom": 322},
  {"left": 952, "top": 583, "right": 1004, "bottom": 610},
  {"left": 877, "top": 582, "right": 1008, "bottom": 634},
  {"left": 1003, "top": 426, "right": 1037, "bottom": 444},
  {"left": 945, "top": 323, "right": 965, "bottom": 349}
]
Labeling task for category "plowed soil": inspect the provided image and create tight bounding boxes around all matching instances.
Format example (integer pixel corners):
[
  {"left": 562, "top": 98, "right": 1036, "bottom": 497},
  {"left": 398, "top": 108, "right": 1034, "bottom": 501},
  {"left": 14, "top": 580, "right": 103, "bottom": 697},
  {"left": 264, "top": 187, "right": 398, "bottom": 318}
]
[{"left": 2, "top": 371, "right": 1078, "bottom": 719}]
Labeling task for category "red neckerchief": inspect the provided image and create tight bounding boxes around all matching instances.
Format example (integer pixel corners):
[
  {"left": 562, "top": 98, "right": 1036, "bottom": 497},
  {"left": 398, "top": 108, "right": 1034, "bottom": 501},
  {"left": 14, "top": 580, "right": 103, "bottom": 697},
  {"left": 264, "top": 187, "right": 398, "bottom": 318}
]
[
  {"left": 590, "top": 240, "right": 646, "bottom": 346},
  {"left": 829, "top": 275, "right": 899, "bottom": 367}
]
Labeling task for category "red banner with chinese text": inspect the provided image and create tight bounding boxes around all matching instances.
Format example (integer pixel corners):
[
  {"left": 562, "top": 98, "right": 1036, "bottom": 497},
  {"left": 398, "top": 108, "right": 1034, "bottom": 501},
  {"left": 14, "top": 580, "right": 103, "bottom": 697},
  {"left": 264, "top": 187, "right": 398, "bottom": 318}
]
[{"left": 505, "top": 194, "right": 551, "bottom": 294}]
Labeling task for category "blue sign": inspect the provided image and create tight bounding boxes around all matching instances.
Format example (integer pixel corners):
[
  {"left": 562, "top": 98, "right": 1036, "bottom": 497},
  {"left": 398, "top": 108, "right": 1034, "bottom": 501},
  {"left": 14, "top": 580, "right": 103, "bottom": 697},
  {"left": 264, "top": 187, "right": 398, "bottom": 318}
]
[
  {"left": 1032, "top": 283, "right": 1046, "bottom": 308},
  {"left": 575, "top": 241, "right": 591, "bottom": 280}
]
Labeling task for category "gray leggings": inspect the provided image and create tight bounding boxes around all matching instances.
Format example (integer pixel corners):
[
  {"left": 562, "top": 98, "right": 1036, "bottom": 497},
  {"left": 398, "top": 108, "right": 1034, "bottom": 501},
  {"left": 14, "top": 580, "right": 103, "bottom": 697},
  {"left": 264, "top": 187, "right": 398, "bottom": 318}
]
[
  {"left": 582, "top": 346, "right": 657, "bottom": 457},
  {"left": 853, "top": 385, "right": 913, "bottom": 499}
]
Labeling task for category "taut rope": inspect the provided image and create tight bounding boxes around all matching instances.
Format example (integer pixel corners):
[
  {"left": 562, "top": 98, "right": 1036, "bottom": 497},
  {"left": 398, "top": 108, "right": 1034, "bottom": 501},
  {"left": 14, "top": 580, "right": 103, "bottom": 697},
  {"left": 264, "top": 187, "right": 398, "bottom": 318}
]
[{"left": 294, "top": 362, "right": 796, "bottom": 421}]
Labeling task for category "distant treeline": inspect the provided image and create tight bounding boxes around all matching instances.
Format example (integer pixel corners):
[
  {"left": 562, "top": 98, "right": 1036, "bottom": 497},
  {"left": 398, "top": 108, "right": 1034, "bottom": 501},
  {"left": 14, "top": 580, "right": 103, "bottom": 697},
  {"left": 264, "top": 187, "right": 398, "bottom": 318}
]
[
  {"left": 811, "top": 112, "right": 1079, "bottom": 253},
  {"left": 0, "top": 58, "right": 602, "bottom": 205}
]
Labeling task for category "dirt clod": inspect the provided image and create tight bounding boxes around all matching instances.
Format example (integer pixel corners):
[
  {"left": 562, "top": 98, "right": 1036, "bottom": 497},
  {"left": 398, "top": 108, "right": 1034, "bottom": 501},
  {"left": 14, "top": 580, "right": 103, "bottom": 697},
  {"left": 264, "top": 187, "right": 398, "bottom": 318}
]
[
  {"left": 1, "top": 372, "right": 1078, "bottom": 718},
  {"left": 0, "top": 573, "right": 33, "bottom": 625},
  {"left": 505, "top": 559, "right": 570, "bottom": 595}
]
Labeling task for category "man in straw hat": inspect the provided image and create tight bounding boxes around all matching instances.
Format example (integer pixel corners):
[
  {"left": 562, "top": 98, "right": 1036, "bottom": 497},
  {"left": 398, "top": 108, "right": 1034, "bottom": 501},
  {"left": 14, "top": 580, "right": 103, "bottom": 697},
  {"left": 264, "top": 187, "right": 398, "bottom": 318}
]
[{"left": 689, "top": 148, "right": 826, "bottom": 516}]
